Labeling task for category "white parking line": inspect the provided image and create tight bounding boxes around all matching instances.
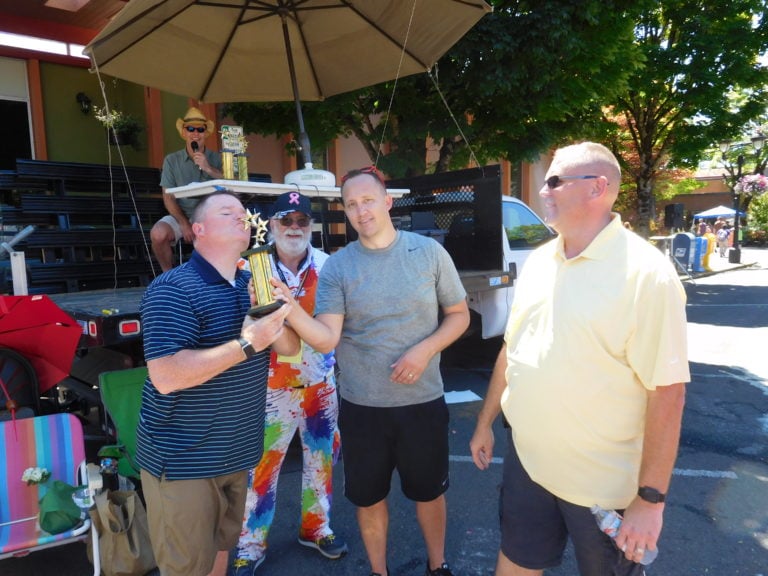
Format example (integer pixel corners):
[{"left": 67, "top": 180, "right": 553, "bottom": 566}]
[
  {"left": 449, "top": 455, "right": 739, "bottom": 479},
  {"left": 672, "top": 468, "right": 738, "bottom": 479},
  {"left": 450, "top": 455, "right": 503, "bottom": 465}
]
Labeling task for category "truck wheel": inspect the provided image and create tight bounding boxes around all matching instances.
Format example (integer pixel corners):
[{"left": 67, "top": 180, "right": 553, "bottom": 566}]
[{"left": 0, "top": 347, "right": 41, "bottom": 418}]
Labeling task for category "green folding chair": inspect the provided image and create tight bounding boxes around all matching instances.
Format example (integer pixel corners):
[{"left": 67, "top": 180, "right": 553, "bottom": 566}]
[{"left": 98, "top": 366, "right": 148, "bottom": 481}]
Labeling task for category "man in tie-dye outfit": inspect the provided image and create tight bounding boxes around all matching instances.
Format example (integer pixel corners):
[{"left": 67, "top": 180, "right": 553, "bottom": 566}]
[{"left": 229, "top": 192, "right": 347, "bottom": 576}]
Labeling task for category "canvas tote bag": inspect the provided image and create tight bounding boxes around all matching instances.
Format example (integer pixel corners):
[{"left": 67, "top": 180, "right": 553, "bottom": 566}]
[{"left": 88, "top": 490, "right": 156, "bottom": 576}]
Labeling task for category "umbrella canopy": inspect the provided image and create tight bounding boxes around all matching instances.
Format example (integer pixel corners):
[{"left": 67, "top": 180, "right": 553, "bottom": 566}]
[
  {"left": 0, "top": 296, "right": 82, "bottom": 393},
  {"left": 84, "top": 0, "right": 491, "bottom": 169},
  {"left": 694, "top": 205, "right": 745, "bottom": 219},
  {"left": 84, "top": 0, "right": 491, "bottom": 104}
]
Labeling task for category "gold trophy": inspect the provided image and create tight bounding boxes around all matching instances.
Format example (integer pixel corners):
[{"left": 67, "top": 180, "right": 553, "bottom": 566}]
[{"left": 241, "top": 209, "right": 284, "bottom": 317}]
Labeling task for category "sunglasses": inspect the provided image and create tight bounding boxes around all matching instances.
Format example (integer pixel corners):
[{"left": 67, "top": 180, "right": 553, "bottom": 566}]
[
  {"left": 185, "top": 126, "right": 206, "bottom": 133},
  {"left": 544, "top": 175, "right": 599, "bottom": 189},
  {"left": 341, "top": 165, "right": 385, "bottom": 185},
  {"left": 277, "top": 215, "right": 311, "bottom": 228}
]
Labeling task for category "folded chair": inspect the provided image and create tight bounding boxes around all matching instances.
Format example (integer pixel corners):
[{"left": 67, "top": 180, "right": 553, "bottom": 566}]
[
  {"left": 98, "top": 366, "right": 148, "bottom": 483},
  {"left": 0, "top": 413, "right": 100, "bottom": 575}
]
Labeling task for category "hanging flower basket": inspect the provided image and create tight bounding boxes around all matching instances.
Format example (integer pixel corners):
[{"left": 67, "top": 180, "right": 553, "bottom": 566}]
[
  {"left": 94, "top": 107, "right": 143, "bottom": 151},
  {"left": 735, "top": 173, "right": 768, "bottom": 196}
]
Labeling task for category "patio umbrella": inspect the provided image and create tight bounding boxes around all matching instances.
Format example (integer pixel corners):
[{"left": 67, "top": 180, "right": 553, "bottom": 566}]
[
  {"left": 0, "top": 296, "right": 82, "bottom": 394},
  {"left": 84, "top": 0, "right": 491, "bottom": 171}
]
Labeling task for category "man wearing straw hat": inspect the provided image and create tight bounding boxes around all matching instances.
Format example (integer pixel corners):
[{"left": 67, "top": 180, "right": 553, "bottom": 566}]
[{"left": 150, "top": 106, "right": 223, "bottom": 272}]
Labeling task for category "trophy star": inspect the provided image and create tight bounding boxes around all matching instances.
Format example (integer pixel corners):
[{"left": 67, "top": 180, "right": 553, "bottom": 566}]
[
  {"left": 241, "top": 209, "right": 270, "bottom": 246},
  {"left": 241, "top": 208, "right": 255, "bottom": 231},
  {"left": 253, "top": 222, "right": 268, "bottom": 245}
]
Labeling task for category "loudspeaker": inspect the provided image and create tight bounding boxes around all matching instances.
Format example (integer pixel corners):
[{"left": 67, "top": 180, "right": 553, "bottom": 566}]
[{"left": 664, "top": 203, "right": 684, "bottom": 229}]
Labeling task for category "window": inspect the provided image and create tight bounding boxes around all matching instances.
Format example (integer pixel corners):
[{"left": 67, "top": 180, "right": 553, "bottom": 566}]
[{"left": 502, "top": 200, "right": 555, "bottom": 249}]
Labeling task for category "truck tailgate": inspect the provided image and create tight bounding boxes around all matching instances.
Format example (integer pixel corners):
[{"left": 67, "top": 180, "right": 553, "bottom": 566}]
[{"left": 49, "top": 287, "right": 146, "bottom": 348}]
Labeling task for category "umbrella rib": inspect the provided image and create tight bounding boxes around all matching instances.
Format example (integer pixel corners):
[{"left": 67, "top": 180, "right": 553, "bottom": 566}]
[
  {"left": 86, "top": 0, "right": 186, "bottom": 65},
  {"left": 238, "top": 1, "right": 337, "bottom": 99},
  {"left": 339, "top": 0, "right": 430, "bottom": 70},
  {"left": 199, "top": 1, "right": 252, "bottom": 101},
  {"left": 287, "top": 1, "right": 328, "bottom": 100}
]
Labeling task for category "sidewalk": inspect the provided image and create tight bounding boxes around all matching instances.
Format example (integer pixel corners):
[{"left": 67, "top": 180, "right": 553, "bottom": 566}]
[{"left": 686, "top": 246, "right": 768, "bottom": 279}]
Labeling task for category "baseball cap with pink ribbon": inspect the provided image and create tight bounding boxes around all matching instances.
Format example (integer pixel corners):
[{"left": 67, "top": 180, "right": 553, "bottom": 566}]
[{"left": 271, "top": 191, "right": 312, "bottom": 219}]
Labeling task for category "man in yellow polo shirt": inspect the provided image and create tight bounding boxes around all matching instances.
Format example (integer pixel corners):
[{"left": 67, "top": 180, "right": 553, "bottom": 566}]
[{"left": 470, "top": 142, "right": 688, "bottom": 576}]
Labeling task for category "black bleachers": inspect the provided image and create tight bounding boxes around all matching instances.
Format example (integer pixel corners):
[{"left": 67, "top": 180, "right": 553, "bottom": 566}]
[
  {"left": 1, "top": 160, "right": 166, "bottom": 294},
  {"left": 0, "top": 159, "right": 279, "bottom": 294}
]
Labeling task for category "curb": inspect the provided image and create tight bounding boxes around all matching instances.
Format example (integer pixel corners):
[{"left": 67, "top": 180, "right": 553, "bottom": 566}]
[{"left": 684, "top": 261, "right": 760, "bottom": 280}]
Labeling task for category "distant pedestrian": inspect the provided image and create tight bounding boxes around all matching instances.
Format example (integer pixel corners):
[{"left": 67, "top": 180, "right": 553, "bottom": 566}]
[{"left": 716, "top": 226, "right": 730, "bottom": 257}]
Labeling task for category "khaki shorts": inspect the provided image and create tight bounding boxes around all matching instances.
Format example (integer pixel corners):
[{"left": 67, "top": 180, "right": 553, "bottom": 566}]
[
  {"left": 157, "top": 214, "right": 184, "bottom": 243},
  {"left": 141, "top": 469, "right": 249, "bottom": 576}
]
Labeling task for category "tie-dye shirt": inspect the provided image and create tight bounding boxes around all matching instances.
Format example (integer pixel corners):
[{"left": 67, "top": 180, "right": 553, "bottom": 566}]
[{"left": 268, "top": 247, "right": 335, "bottom": 389}]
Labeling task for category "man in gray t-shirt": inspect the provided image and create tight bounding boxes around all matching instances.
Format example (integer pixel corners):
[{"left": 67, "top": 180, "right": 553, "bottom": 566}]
[
  {"left": 150, "top": 106, "right": 223, "bottom": 272},
  {"left": 280, "top": 167, "right": 469, "bottom": 576}
]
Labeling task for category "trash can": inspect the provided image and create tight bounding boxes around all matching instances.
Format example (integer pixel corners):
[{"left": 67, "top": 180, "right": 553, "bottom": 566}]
[{"left": 671, "top": 232, "right": 695, "bottom": 273}]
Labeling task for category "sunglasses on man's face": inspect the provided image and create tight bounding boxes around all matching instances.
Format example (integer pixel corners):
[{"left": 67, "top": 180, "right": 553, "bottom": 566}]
[
  {"left": 544, "top": 175, "right": 599, "bottom": 189},
  {"left": 185, "top": 126, "right": 206, "bottom": 133},
  {"left": 277, "top": 215, "right": 311, "bottom": 228}
]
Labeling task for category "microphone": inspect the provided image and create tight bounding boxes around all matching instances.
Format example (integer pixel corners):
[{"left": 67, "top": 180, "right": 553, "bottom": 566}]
[{"left": 191, "top": 141, "right": 203, "bottom": 178}]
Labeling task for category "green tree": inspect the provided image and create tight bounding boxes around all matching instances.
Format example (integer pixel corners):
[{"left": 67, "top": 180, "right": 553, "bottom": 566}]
[
  {"left": 599, "top": 1, "right": 768, "bottom": 236},
  {"left": 746, "top": 189, "right": 768, "bottom": 245}
]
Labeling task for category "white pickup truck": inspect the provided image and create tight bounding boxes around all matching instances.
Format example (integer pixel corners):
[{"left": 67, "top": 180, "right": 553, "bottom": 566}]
[
  {"left": 465, "top": 194, "right": 554, "bottom": 338},
  {"left": 388, "top": 165, "right": 554, "bottom": 338}
]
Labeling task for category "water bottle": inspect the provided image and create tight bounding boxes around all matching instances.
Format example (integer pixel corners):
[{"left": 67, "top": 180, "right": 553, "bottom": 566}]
[{"left": 590, "top": 505, "right": 658, "bottom": 565}]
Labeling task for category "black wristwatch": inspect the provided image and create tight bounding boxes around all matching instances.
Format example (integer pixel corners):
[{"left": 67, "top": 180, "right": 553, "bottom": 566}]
[
  {"left": 237, "top": 337, "right": 256, "bottom": 359},
  {"left": 637, "top": 486, "right": 666, "bottom": 503}
]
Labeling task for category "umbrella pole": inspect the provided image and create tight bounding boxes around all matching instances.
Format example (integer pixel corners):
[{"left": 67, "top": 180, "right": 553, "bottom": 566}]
[{"left": 280, "top": 14, "right": 313, "bottom": 169}]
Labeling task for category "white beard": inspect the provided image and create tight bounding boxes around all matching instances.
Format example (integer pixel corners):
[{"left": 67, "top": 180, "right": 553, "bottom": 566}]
[{"left": 274, "top": 232, "right": 309, "bottom": 259}]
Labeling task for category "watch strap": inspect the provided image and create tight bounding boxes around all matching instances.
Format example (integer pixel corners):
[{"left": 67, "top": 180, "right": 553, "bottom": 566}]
[
  {"left": 637, "top": 486, "right": 666, "bottom": 503},
  {"left": 237, "top": 337, "right": 256, "bottom": 359}
]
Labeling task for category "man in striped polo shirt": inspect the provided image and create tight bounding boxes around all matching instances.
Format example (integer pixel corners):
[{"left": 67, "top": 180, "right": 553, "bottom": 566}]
[{"left": 136, "top": 191, "right": 299, "bottom": 576}]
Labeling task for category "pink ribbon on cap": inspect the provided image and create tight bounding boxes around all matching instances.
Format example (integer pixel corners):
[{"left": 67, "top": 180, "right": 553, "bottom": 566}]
[{"left": 288, "top": 192, "right": 300, "bottom": 205}]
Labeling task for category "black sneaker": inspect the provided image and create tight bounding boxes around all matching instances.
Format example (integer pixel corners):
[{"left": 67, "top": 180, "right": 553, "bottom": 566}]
[
  {"left": 425, "top": 561, "right": 454, "bottom": 576},
  {"left": 298, "top": 533, "right": 349, "bottom": 559}
]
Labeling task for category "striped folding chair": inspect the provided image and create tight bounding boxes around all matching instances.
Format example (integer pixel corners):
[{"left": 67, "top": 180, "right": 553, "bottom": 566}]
[{"left": 0, "top": 413, "right": 100, "bottom": 575}]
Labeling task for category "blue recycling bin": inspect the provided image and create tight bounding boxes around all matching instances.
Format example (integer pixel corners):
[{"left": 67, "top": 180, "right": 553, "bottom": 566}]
[
  {"left": 671, "top": 233, "right": 695, "bottom": 272},
  {"left": 692, "top": 236, "right": 707, "bottom": 273}
]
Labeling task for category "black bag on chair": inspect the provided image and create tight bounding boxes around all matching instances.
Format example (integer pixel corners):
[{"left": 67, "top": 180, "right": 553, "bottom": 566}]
[{"left": 88, "top": 490, "right": 156, "bottom": 576}]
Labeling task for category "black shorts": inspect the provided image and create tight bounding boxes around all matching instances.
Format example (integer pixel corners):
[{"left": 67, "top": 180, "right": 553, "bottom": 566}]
[
  {"left": 500, "top": 436, "right": 645, "bottom": 576},
  {"left": 339, "top": 397, "right": 449, "bottom": 507}
]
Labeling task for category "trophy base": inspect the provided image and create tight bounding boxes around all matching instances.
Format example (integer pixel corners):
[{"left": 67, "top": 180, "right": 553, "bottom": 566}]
[{"left": 247, "top": 300, "right": 284, "bottom": 318}]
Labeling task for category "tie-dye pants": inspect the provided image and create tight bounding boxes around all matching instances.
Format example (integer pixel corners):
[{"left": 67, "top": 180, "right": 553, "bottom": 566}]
[{"left": 233, "top": 379, "right": 341, "bottom": 562}]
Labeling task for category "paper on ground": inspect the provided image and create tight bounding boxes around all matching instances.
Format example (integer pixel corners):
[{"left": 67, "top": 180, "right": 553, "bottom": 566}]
[{"left": 445, "top": 390, "right": 482, "bottom": 404}]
